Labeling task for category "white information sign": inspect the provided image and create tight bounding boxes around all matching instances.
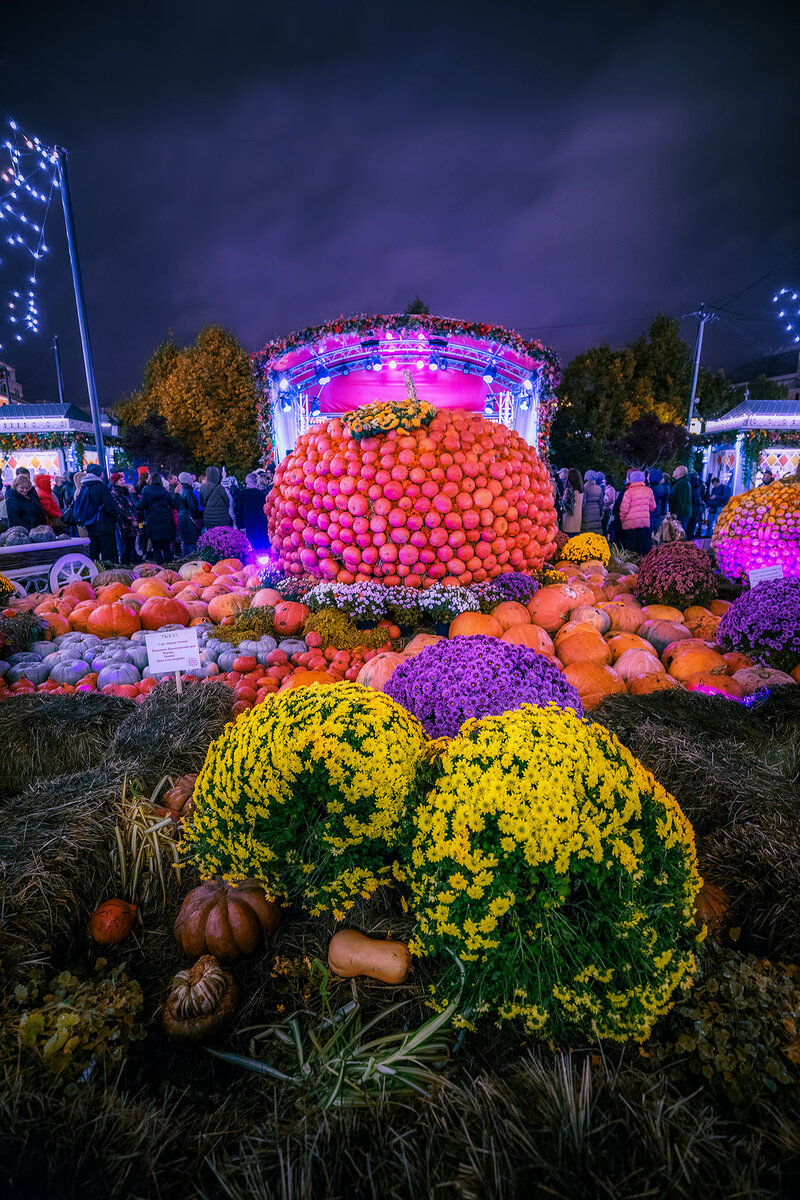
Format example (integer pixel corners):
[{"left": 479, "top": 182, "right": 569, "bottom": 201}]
[
  {"left": 145, "top": 628, "right": 201, "bottom": 691},
  {"left": 747, "top": 565, "right": 784, "bottom": 588}
]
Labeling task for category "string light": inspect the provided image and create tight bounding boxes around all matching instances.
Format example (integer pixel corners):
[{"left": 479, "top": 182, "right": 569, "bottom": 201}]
[
  {"left": 771, "top": 287, "right": 800, "bottom": 344},
  {"left": 1, "top": 117, "right": 59, "bottom": 352}
]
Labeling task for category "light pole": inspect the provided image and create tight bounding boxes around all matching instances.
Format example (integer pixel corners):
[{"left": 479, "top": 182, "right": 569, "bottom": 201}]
[
  {"left": 686, "top": 303, "right": 717, "bottom": 428},
  {"left": 52, "top": 334, "right": 65, "bottom": 406}
]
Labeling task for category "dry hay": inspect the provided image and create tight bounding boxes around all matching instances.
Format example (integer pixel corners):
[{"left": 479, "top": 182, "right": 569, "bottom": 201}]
[
  {"left": 110, "top": 679, "right": 236, "bottom": 785},
  {"left": 700, "top": 817, "right": 800, "bottom": 960},
  {"left": 0, "top": 694, "right": 135, "bottom": 802},
  {"left": 0, "top": 765, "right": 123, "bottom": 973},
  {"left": 590, "top": 688, "right": 800, "bottom": 834}
]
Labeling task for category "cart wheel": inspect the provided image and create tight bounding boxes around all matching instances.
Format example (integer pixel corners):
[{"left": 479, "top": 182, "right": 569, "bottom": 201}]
[
  {"left": 49, "top": 553, "right": 97, "bottom": 593},
  {"left": 10, "top": 579, "right": 28, "bottom": 598}
]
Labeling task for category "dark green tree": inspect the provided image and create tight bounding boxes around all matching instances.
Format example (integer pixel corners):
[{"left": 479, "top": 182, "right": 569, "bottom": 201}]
[
  {"left": 120, "top": 412, "right": 193, "bottom": 474},
  {"left": 404, "top": 296, "right": 430, "bottom": 315},
  {"left": 742, "top": 374, "right": 790, "bottom": 401}
]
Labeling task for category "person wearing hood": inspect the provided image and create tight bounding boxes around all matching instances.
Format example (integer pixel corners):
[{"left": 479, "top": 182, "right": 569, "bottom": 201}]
[
  {"left": 33, "top": 473, "right": 62, "bottom": 526},
  {"left": 70, "top": 463, "right": 119, "bottom": 561},
  {"left": 646, "top": 468, "right": 670, "bottom": 532},
  {"left": 581, "top": 470, "right": 606, "bottom": 535},
  {"left": 619, "top": 470, "right": 655, "bottom": 555},
  {"left": 137, "top": 472, "right": 177, "bottom": 564},
  {"left": 177, "top": 472, "right": 202, "bottom": 556},
  {"left": 221, "top": 473, "right": 242, "bottom": 528},
  {"left": 706, "top": 475, "right": 732, "bottom": 535},
  {"left": 109, "top": 471, "right": 137, "bottom": 563},
  {"left": 54, "top": 471, "right": 75, "bottom": 513},
  {"left": 560, "top": 469, "right": 584, "bottom": 534},
  {"left": 240, "top": 471, "right": 270, "bottom": 550},
  {"left": 6, "top": 473, "right": 47, "bottom": 530},
  {"left": 199, "top": 466, "right": 234, "bottom": 529},
  {"left": 669, "top": 465, "right": 692, "bottom": 531}
]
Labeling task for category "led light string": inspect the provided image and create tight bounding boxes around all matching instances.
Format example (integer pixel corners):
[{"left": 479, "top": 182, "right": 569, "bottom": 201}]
[
  {"left": 772, "top": 287, "right": 800, "bottom": 345},
  {"left": 0, "top": 117, "right": 59, "bottom": 352}
]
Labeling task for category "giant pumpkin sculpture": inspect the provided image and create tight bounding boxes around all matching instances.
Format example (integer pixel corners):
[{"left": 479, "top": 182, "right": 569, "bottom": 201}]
[
  {"left": 264, "top": 400, "right": 557, "bottom": 585},
  {"left": 712, "top": 471, "right": 800, "bottom": 581}
]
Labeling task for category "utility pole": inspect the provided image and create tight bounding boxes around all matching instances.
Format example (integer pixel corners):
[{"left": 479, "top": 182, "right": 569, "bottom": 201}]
[
  {"left": 52, "top": 335, "right": 65, "bottom": 406},
  {"left": 55, "top": 147, "right": 107, "bottom": 474},
  {"left": 686, "top": 303, "right": 717, "bottom": 428}
]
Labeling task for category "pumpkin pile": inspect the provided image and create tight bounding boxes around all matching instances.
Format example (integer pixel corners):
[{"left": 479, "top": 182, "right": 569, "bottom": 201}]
[
  {"left": 264, "top": 401, "right": 558, "bottom": 585},
  {"left": 712, "top": 473, "right": 800, "bottom": 582}
]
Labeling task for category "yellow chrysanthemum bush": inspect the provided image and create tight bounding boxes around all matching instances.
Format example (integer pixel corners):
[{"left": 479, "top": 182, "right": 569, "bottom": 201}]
[
  {"left": 559, "top": 532, "right": 611, "bottom": 566},
  {"left": 406, "top": 704, "right": 702, "bottom": 1042},
  {"left": 183, "top": 683, "right": 428, "bottom": 918}
]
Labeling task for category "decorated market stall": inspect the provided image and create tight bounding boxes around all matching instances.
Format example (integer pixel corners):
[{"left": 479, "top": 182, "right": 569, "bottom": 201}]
[
  {"left": 700, "top": 397, "right": 800, "bottom": 493},
  {"left": 252, "top": 313, "right": 561, "bottom": 462},
  {"left": 0, "top": 402, "right": 122, "bottom": 476}
]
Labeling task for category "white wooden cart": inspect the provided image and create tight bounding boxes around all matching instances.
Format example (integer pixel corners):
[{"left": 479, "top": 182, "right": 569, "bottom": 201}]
[{"left": 0, "top": 537, "right": 97, "bottom": 596}]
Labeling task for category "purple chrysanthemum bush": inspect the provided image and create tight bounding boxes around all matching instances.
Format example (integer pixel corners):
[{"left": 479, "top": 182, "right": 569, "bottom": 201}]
[
  {"left": 384, "top": 635, "right": 583, "bottom": 739},
  {"left": 717, "top": 579, "right": 800, "bottom": 673},
  {"left": 197, "top": 526, "right": 253, "bottom": 562},
  {"left": 635, "top": 543, "right": 715, "bottom": 608}
]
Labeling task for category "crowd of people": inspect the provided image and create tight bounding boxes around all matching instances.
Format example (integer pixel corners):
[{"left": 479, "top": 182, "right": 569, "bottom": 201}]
[
  {"left": 553, "top": 465, "right": 736, "bottom": 554},
  {"left": 0, "top": 462, "right": 274, "bottom": 565}
]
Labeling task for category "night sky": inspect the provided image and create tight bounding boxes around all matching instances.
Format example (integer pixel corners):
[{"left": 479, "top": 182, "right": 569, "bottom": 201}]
[{"left": 2, "top": 0, "right": 798, "bottom": 409}]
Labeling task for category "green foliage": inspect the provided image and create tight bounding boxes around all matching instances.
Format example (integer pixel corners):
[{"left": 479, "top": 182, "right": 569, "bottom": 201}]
[
  {"left": 303, "top": 609, "right": 391, "bottom": 651},
  {"left": 116, "top": 326, "right": 261, "bottom": 477},
  {"left": 551, "top": 315, "right": 693, "bottom": 474},
  {"left": 649, "top": 946, "right": 800, "bottom": 1110},
  {"left": 215, "top": 605, "right": 277, "bottom": 643},
  {"left": 745, "top": 374, "right": 790, "bottom": 401},
  {"left": 1, "top": 960, "right": 144, "bottom": 1082},
  {"left": 404, "top": 296, "right": 431, "bottom": 315},
  {"left": 120, "top": 411, "right": 193, "bottom": 474},
  {"left": 695, "top": 368, "right": 737, "bottom": 420}
]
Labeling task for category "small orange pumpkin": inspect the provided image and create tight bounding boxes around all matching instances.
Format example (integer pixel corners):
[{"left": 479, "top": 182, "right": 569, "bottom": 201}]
[
  {"left": 355, "top": 651, "right": 408, "bottom": 691},
  {"left": 283, "top": 669, "right": 335, "bottom": 689},
  {"left": 272, "top": 600, "right": 311, "bottom": 635},
  {"left": 599, "top": 602, "right": 644, "bottom": 633},
  {"left": 449, "top": 612, "right": 504, "bottom": 638},
  {"left": 606, "top": 633, "right": 658, "bottom": 661},
  {"left": 695, "top": 881, "right": 730, "bottom": 934},
  {"left": 89, "top": 899, "right": 138, "bottom": 944},
  {"left": 526, "top": 587, "right": 571, "bottom": 634},
  {"left": 207, "top": 592, "right": 250, "bottom": 625}
]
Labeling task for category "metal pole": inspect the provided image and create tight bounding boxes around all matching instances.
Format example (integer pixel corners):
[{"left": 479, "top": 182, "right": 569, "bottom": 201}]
[
  {"left": 52, "top": 334, "right": 65, "bottom": 405},
  {"left": 687, "top": 304, "right": 713, "bottom": 427},
  {"left": 55, "top": 147, "right": 107, "bottom": 474}
]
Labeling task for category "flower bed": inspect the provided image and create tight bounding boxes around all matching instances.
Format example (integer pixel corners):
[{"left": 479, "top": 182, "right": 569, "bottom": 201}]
[
  {"left": 406, "top": 704, "right": 702, "bottom": 1041},
  {"left": 635, "top": 543, "right": 715, "bottom": 608},
  {"left": 717, "top": 579, "right": 800, "bottom": 673}
]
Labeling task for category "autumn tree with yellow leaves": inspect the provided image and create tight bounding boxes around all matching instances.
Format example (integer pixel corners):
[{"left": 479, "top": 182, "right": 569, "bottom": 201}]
[{"left": 116, "top": 326, "right": 262, "bottom": 477}]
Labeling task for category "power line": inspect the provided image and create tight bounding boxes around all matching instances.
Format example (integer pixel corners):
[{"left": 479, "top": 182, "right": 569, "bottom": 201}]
[{"left": 712, "top": 249, "right": 800, "bottom": 308}]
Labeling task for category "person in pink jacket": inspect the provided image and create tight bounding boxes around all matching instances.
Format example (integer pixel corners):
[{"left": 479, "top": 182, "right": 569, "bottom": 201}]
[{"left": 619, "top": 470, "right": 655, "bottom": 555}]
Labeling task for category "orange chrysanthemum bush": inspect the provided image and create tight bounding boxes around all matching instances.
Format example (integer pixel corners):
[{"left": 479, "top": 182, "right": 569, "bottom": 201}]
[{"left": 265, "top": 402, "right": 558, "bottom": 586}]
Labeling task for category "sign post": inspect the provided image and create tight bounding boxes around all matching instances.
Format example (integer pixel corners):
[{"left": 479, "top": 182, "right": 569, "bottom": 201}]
[{"left": 144, "top": 627, "right": 201, "bottom": 695}]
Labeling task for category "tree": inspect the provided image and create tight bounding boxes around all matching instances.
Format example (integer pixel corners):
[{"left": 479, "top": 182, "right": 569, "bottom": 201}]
[
  {"left": 120, "top": 412, "right": 193, "bottom": 474},
  {"left": 116, "top": 326, "right": 261, "bottom": 477},
  {"left": 550, "top": 315, "right": 696, "bottom": 474},
  {"left": 694, "top": 368, "right": 737, "bottom": 420},
  {"left": 742, "top": 374, "right": 789, "bottom": 401},
  {"left": 405, "top": 296, "right": 430, "bottom": 315},
  {"left": 610, "top": 412, "right": 690, "bottom": 469}
]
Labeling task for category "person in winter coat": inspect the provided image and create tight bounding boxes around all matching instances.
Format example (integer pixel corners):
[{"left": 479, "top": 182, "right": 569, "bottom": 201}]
[
  {"left": 221, "top": 474, "right": 241, "bottom": 528},
  {"left": 54, "top": 472, "right": 75, "bottom": 513},
  {"left": 669, "top": 465, "right": 692, "bottom": 531},
  {"left": 560, "top": 469, "right": 584, "bottom": 534},
  {"left": 646, "top": 468, "right": 670, "bottom": 532},
  {"left": 137, "top": 473, "right": 177, "bottom": 564},
  {"left": 580, "top": 470, "right": 606, "bottom": 534},
  {"left": 109, "top": 472, "right": 138, "bottom": 564},
  {"left": 619, "top": 471, "right": 656, "bottom": 555},
  {"left": 33, "top": 474, "right": 62, "bottom": 525},
  {"left": 706, "top": 476, "right": 732, "bottom": 535},
  {"left": 687, "top": 471, "right": 704, "bottom": 539},
  {"left": 599, "top": 473, "right": 616, "bottom": 539},
  {"left": 69, "top": 463, "right": 119, "bottom": 561},
  {"left": 199, "top": 466, "right": 234, "bottom": 529},
  {"left": 6, "top": 474, "right": 47, "bottom": 530},
  {"left": 177, "top": 472, "right": 201, "bottom": 556},
  {"left": 240, "top": 472, "right": 270, "bottom": 551}
]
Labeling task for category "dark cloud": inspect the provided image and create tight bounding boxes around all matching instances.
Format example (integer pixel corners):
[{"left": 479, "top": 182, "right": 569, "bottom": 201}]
[{"left": 2, "top": 0, "right": 798, "bottom": 407}]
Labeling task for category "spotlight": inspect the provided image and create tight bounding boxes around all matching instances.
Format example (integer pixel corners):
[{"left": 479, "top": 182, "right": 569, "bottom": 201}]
[
  {"left": 372, "top": 355, "right": 383, "bottom": 372},
  {"left": 310, "top": 399, "right": 321, "bottom": 417},
  {"left": 341, "top": 365, "right": 349, "bottom": 376},
  {"left": 429, "top": 357, "right": 439, "bottom": 371},
  {"left": 280, "top": 395, "right": 292, "bottom": 412},
  {"left": 520, "top": 395, "right": 530, "bottom": 412},
  {"left": 482, "top": 366, "right": 496, "bottom": 384},
  {"left": 365, "top": 360, "right": 373, "bottom": 371},
  {"left": 484, "top": 398, "right": 494, "bottom": 416},
  {"left": 315, "top": 366, "right": 331, "bottom": 385},
  {"left": 440, "top": 358, "right": 448, "bottom": 370},
  {"left": 416, "top": 358, "right": 425, "bottom": 369},
  {"left": 388, "top": 359, "right": 398, "bottom": 370},
  {"left": 523, "top": 377, "right": 534, "bottom": 392},
  {"left": 462, "top": 363, "right": 471, "bottom": 374},
  {"left": 278, "top": 375, "right": 290, "bottom": 391}
]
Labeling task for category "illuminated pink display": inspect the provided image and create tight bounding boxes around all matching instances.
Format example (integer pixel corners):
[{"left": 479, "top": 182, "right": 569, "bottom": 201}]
[{"left": 711, "top": 479, "right": 800, "bottom": 581}]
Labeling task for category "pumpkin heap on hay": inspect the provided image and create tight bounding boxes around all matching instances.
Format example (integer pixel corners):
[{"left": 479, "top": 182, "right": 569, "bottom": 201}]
[
  {"left": 711, "top": 471, "right": 800, "bottom": 581},
  {"left": 265, "top": 399, "right": 558, "bottom": 585},
  {"left": 405, "top": 704, "right": 702, "bottom": 1041}
]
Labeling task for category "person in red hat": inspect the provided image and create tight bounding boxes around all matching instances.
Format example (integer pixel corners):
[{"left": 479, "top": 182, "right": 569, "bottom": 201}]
[{"left": 34, "top": 474, "right": 62, "bottom": 525}]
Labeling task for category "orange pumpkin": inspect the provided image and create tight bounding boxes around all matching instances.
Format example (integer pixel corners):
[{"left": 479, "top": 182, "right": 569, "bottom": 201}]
[
  {"left": 695, "top": 881, "right": 730, "bottom": 934},
  {"left": 791, "top": 663, "right": 800, "bottom": 684},
  {"left": 60, "top": 581, "right": 95, "bottom": 603},
  {"left": 182, "top": 600, "right": 210, "bottom": 621},
  {"left": 562, "top": 662, "right": 626, "bottom": 711},
  {"left": 252, "top": 587, "right": 283, "bottom": 608},
  {"left": 157, "top": 569, "right": 182, "bottom": 585},
  {"left": 89, "top": 899, "right": 137, "bottom": 945},
  {"left": 355, "top": 651, "right": 408, "bottom": 690},
  {"left": 723, "top": 651, "right": 755, "bottom": 673},
  {"left": 283, "top": 669, "right": 335, "bottom": 689},
  {"left": 553, "top": 561, "right": 582, "bottom": 578},
  {"left": 404, "top": 633, "right": 445, "bottom": 657},
  {"left": 132, "top": 578, "right": 171, "bottom": 599},
  {"left": 139, "top": 596, "right": 191, "bottom": 630},
  {"left": 212, "top": 557, "right": 244, "bottom": 574},
  {"left": 685, "top": 672, "right": 744, "bottom": 697},
  {"left": 684, "top": 614, "right": 721, "bottom": 641},
  {"left": 95, "top": 582, "right": 131, "bottom": 604},
  {"left": 272, "top": 600, "right": 311, "bottom": 636},
  {"left": 710, "top": 599, "right": 732, "bottom": 617},
  {"left": 628, "top": 674, "right": 680, "bottom": 695},
  {"left": 599, "top": 602, "right": 644, "bottom": 633},
  {"left": 571, "top": 605, "right": 611, "bottom": 634},
  {"left": 87, "top": 602, "right": 142, "bottom": 639},
  {"left": 526, "top": 587, "right": 571, "bottom": 633},
  {"left": 500, "top": 623, "right": 555, "bottom": 654},
  {"left": 555, "top": 628, "right": 612, "bottom": 668},
  {"left": 40, "top": 611, "right": 70, "bottom": 637},
  {"left": 207, "top": 592, "right": 250, "bottom": 625},
  {"left": 668, "top": 645, "right": 728, "bottom": 683},
  {"left": 174, "top": 878, "right": 281, "bottom": 963},
  {"left": 683, "top": 605, "right": 712, "bottom": 623},
  {"left": 606, "top": 633, "right": 659, "bottom": 661},
  {"left": 449, "top": 612, "right": 504, "bottom": 638},
  {"left": 615, "top": 648, "right": 666, "bottom": 684},
  {"left": 67, "top": 601, "right": 97, "bottom": 633},
  {"left": 491, "top": 601, "right": 531, "bottom": 630},
  {"left": 641, "top": 604, "right": 685, "bottom": 623}
]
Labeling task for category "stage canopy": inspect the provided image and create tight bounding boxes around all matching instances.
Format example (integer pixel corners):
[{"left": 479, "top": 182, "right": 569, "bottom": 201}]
[{"left": 252, "top": 313, "right": 561, "bottom": 462}]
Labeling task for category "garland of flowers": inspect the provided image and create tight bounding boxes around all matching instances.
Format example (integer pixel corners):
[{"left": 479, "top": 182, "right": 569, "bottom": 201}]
[
  {"left": 0, "top": 431, "right": 120, "bottom": 454},
  {"left": 343, "top": 398, "right": 437, "bottom": 439},
  {"left": 692, "top": 428, "right": 800, "bottom": 488}
]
